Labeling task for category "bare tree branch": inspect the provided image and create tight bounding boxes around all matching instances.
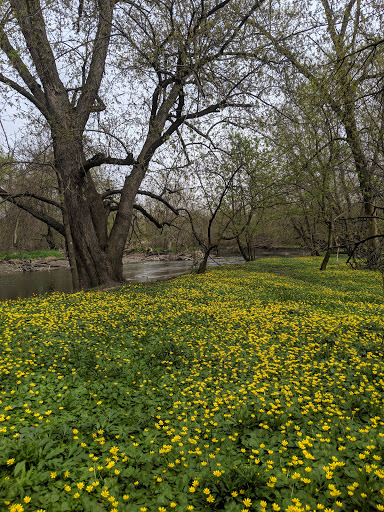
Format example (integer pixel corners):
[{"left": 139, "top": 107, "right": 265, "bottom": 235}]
[
  {"left": 0, "top": 190, "right": 63, "bottom": 210},
  {"left": 0, "top": 186, "right": 65, "bottom": 235},
  {"left": 102, "top": 187, "right": 181, "bottom": 216},
  {"left": 0, "top": 22, "right": 49, "bottom": 117},
  {"left": 133, "top": 204, "right": 177, "bottom": 229}
]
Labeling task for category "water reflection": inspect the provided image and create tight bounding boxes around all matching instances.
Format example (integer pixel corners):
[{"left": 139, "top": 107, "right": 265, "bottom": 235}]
[
  {"left": 0, "top": 257, "right": 244, "bottom": 301},
  {"left": 0, "top": 268, "right": 73, "bottom": 301}
]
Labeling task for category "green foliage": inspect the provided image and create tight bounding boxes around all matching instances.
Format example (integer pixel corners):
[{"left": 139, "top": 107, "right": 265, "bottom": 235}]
[{"left": 1, "top": 257, "right": 384, "bottom": 511}]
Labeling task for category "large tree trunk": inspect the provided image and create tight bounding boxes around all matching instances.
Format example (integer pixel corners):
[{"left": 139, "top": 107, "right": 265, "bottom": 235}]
[
  {"left": 65, "top": 190, "right": 122, "bottom": 289},
  {"left": 55, "top": 139, "right": 123, "bottom": 289}
]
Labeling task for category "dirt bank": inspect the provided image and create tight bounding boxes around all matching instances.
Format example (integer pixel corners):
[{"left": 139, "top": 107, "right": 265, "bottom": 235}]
[
  {"left": 123, "top": 250, "right": 201, "bottom": 262},
  {"left": 0, "top": 257, "right": 70, "bottom": 274}
]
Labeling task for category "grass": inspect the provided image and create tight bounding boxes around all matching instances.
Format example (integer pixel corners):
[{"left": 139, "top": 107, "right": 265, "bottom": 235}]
[
  {"left": 0, "top": 256, "right": 384, "bottom": 512},
  {"left": 0, "top": 250, "right": 64, "bottom": 261}
]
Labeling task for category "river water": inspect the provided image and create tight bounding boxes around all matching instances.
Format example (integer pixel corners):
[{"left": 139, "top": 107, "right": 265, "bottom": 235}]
[{"left": 0, "top": 257, "right": 245, "bottom": 301}]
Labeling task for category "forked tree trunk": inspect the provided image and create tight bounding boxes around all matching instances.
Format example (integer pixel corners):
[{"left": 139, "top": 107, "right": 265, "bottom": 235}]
[
  {"left": 55, "top": 141, "right": 125, "bottom": 289},
  {"left": 65, "top": 187, "right": 124, "bottom": 289},
  {"left": 236, "top": 236, "right": 247, "bottom": 261},
  {"left": 105, "top": 165, "right": 147, "bottom": 278},
  {"left": 62, "top": 201, "right": 80, "bottom": 290},
  {"left": 236, "top": 236, "right": 255, "bottom": 262}
]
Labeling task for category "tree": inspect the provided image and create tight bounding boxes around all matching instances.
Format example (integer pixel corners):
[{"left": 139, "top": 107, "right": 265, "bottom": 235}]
[
  {"left": 251, "top": 0, "right": 384, "bottom": 256},
  {"left": 180, "top": 153, "right": 246, "bottom": 274},
  {"left": 219, "top": 134, "right": 284, "bottom": 261},
  {"left": 266, "top": 82, "right": 361, "bottom": 259},
  {"left": 0, "top": 0, "right": 267, "bottom": 289}
]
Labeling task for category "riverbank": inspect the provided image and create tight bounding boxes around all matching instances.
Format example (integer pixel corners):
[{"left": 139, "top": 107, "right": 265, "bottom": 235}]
[
  {"left": 0, "top": 247, "right": 307, "bottom": 274},
  {"left": 0, "top": 250, "right": 199, "bottom": 274},
  {"left": 0, "top": 255, "right": 246, "bottom": 301}
]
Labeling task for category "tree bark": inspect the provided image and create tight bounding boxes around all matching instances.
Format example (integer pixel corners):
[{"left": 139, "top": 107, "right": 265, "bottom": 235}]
[
  {"left": 236, "top": 236, "right": 250, "bottom": 262},
  {"left": 320, "top": 220, "right": 334, "bottom": 271},
  {"left": 13, "top": 217, "right": 19, "bottom": 249},
  {"left": 62, "top": 201, "right": 80, "bottom": 290},
  {"left": 54, "top": 138, "right": 123, "bottom": 289},
  {"left": 343, "top": 111, "right": 379, "bottom": 248},
  {"left": 194, "top": 245, "right": 219, "bottom": 274},
  {"left": 45, "top": 226, "right": 56, "bottom": 250},
  {"left": 236, "top": 235, "right": 256, "bottom": 262},
  {"left": 196, "top": 251, "right": 210, "bottom": 274},
  {"left": 105, "top": 163, "right": 147, "bottom": 279}
]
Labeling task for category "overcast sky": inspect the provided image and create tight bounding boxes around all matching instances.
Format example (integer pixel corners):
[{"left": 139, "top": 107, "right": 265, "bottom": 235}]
[{"left": 0, "top": 100, "right": 27, "bottom": 153}]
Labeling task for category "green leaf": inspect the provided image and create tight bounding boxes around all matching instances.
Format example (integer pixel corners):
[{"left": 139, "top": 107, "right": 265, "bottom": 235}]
[{"left": 13, "top": 461, "right": 26, "bottom": 477}]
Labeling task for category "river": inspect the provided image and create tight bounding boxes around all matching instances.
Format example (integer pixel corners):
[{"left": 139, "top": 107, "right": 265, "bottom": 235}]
[{"left": 0, "top": 257, "right": 245, "bottom": 301}]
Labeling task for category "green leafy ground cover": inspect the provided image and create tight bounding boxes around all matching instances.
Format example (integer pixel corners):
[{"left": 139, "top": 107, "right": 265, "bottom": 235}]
[
  {"left": 0, "top": 251, "right": 64, "bottom": 261},
  {"left": 0, "top": 257, "right": 384, "bottom": 512}
]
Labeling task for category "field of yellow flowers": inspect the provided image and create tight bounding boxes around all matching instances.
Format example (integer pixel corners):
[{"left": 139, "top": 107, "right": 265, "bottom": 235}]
[{"left": 1, "top": 257, "right": 384, "bottom": 512}]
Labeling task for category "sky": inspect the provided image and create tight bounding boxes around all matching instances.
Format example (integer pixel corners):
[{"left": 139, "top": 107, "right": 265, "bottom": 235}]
[{"left": 0, "top": 100, "right": 27, "bottom": 154}]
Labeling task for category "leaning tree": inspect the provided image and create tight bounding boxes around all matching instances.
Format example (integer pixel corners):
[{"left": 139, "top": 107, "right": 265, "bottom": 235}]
[{"left": 0, "top": 0, "right": 267, "bottom": 289}]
